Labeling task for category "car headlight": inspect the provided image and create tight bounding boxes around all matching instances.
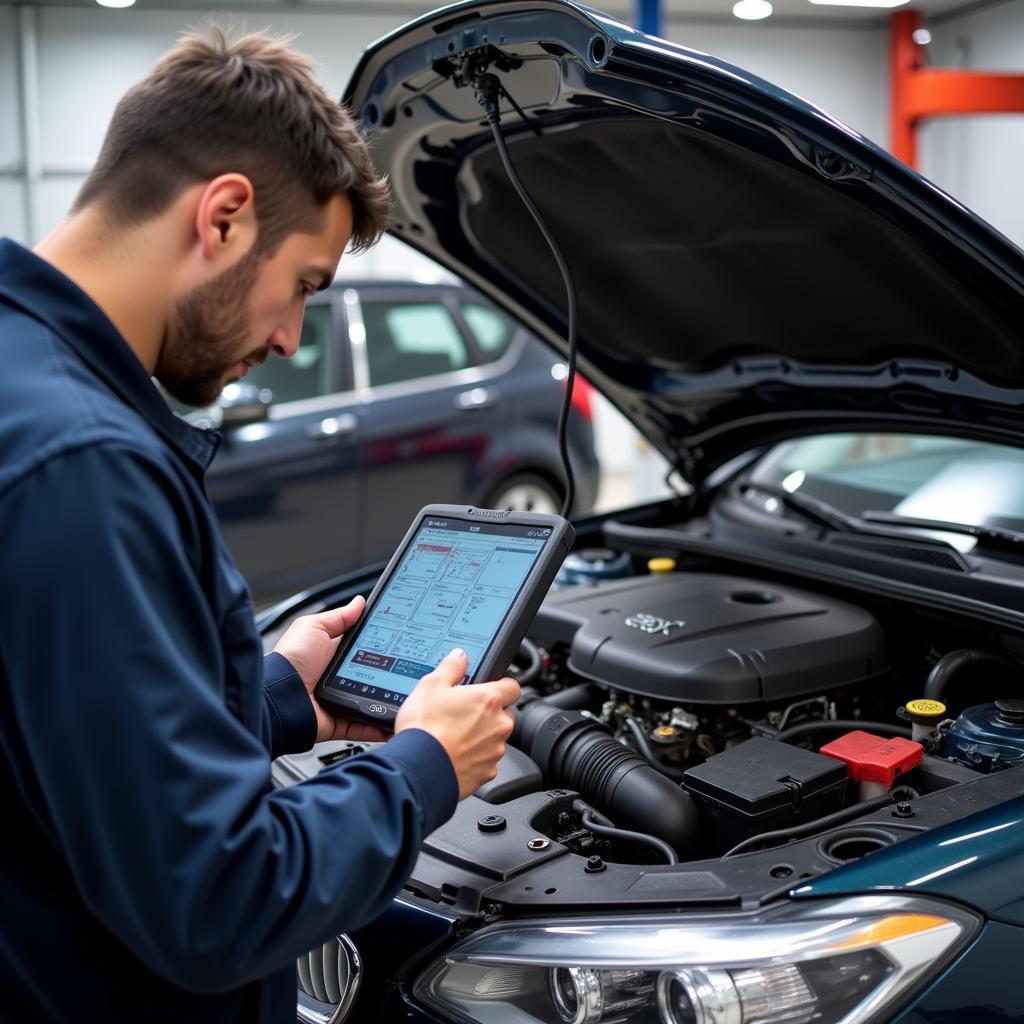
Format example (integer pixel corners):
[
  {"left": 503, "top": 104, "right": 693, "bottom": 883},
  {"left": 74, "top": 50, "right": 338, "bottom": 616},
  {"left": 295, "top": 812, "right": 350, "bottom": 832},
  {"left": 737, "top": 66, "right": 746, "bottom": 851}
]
[{"left": 412, "top": 895, "right": 978, "bottom": 1024}]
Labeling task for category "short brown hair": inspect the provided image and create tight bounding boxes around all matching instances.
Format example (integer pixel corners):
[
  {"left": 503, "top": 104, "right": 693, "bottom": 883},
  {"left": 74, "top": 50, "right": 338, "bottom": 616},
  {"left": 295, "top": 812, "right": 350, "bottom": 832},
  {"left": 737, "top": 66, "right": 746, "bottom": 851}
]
[{"left": 74, "top": 26, "right": 389, "bottom": 254}]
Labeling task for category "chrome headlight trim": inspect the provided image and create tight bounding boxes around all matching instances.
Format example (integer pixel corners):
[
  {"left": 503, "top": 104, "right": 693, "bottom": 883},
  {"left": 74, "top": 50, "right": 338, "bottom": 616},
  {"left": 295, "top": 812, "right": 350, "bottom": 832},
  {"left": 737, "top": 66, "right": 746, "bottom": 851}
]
[{"left": 413, "top": 895, "right": 980, "bottom": 1024}]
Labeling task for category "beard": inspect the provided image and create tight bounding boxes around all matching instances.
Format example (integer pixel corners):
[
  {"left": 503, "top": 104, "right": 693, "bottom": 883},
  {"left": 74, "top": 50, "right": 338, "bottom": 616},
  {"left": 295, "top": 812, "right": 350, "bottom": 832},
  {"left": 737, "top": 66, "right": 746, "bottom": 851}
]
[{"left": 156, "top": 246, "right": 267, "bottom": 409}]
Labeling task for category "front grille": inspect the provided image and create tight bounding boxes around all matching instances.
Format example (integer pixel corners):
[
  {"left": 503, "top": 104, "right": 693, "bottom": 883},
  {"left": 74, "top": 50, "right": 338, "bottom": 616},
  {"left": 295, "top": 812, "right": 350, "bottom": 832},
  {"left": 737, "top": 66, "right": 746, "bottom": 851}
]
[{"left": 296, "top": 935, "right": 360, "bottom": 1024}]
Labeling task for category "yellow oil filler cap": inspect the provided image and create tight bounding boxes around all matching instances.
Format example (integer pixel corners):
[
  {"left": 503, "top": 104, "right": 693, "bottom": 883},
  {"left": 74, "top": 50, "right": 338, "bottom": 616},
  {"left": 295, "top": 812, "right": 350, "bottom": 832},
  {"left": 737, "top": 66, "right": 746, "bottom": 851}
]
[
  {"left": 647, "top": 557, "right": 677, "bottom": 574},
  {"left": 906, "top": 699, "right": 947, "bottom": 720}
]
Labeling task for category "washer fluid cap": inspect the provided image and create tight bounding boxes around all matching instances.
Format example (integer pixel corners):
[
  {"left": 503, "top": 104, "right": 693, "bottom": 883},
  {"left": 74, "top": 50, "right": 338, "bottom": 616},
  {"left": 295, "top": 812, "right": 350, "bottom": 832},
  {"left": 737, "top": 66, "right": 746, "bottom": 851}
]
[
  {"left": 647, "top": 557, "right": 676, "bottom": 573},
  {"left": 819, "top": 730, "right": 923, "bottom": 788},
  {"left": 906, "top": 698, "right": 947, "bottom": 721}
]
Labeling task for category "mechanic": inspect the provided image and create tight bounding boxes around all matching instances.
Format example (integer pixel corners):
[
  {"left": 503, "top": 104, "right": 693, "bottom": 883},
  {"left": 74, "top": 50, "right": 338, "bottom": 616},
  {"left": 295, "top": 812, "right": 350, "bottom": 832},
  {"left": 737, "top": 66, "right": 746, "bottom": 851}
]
[{"left": 0, "top": 28, "right": 519, "bottom": 1023}]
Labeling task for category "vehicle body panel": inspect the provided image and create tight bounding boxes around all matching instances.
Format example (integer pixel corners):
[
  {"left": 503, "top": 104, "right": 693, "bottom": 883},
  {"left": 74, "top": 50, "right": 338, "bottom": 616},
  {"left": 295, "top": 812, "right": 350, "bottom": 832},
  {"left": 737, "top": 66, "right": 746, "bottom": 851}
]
[{"left": 793, "top": 794, "right": 1024, "bottom": 927}]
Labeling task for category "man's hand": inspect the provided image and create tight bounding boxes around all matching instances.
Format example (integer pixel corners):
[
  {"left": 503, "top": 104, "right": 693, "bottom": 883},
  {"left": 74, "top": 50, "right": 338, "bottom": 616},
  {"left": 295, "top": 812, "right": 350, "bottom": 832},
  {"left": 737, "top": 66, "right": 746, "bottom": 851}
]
[
  {"left": 273, "top": 596, "right": 390, "bottom": 744},
  {"left": 396, "top": 649, "right": 520, "bottom": 799}
]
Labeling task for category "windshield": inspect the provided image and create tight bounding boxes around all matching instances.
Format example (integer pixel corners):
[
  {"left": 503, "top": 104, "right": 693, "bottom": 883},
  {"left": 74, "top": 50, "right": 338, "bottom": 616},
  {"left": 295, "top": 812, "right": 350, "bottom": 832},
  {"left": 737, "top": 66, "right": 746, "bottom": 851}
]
[{"left": 746, "top": 433, "right": 1024, "bottom": 534}]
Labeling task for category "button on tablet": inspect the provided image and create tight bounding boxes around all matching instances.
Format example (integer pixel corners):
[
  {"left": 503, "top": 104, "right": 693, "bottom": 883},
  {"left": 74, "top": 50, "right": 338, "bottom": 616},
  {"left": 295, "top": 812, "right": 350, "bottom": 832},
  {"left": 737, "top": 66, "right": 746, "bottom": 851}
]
[{"left": 366, "top": 703, "right": 389, "bottom": 715}]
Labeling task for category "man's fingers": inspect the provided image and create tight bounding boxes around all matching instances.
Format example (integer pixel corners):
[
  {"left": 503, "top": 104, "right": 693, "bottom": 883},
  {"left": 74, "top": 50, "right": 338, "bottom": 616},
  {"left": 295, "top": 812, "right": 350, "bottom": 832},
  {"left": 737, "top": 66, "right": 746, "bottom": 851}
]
[
  {"left": 480, "top": 676, "right": 521, "bottom": 708},
  {"left": 312, "top": 595, "right": 365, "bottom": 639},
  {"left": 423, "top": 648, "right": 469, "bottom": 688}
]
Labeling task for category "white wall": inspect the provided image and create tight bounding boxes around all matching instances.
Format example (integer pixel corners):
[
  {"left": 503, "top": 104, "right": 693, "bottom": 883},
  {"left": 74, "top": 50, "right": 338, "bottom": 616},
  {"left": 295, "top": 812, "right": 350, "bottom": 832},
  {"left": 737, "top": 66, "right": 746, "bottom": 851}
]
[
  {"left": 664, "top": 20, "right": 889, "bottom": 144},
  {"left": 0, "top": 5, "right": 24, "bottom": 243},
  {"left": 919, "top": 0, "right": 1024, "bottom": 252}
]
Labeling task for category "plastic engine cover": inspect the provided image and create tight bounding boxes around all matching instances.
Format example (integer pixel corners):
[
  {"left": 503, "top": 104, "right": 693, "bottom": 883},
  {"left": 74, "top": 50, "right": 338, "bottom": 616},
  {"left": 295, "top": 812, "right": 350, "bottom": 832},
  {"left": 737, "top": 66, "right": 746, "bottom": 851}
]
[{"left": 531, "top": 572, "right": 887, "bottom": 703}]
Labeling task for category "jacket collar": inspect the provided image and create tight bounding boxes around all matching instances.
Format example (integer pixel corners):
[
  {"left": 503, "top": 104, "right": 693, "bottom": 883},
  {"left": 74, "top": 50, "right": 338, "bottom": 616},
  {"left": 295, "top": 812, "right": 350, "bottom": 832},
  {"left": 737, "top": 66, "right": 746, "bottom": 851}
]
[{"left": 0, "top": 237, "right": 220, "bottom": 472}]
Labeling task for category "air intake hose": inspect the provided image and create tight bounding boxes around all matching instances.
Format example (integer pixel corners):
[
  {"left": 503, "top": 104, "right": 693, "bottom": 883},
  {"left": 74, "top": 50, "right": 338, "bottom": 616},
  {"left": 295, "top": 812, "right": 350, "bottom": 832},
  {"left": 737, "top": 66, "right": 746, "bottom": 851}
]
[{"left": 513, "top": 699, "right": 700, "bottom": 856}]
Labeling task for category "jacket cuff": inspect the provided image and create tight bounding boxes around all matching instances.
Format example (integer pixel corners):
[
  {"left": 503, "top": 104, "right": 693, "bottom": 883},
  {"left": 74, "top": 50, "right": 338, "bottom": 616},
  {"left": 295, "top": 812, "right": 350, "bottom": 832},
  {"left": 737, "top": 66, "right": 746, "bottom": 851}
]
[
  {"left": 381, "top": 729, "right": 459, "bottom": 835},
  {"left": 263, "top": 652, "right": 317, "bottom": 759}
]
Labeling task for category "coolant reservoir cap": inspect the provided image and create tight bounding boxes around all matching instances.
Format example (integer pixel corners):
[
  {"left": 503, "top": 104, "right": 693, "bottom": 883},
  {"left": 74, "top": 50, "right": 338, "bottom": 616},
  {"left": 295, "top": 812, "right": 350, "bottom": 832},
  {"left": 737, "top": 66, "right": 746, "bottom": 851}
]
[
  {"left": 647, "top": 557, "right": 676, "bottom": 573},
  {"left": 906, "top": 698, "right": 947, "bottom": 721}
]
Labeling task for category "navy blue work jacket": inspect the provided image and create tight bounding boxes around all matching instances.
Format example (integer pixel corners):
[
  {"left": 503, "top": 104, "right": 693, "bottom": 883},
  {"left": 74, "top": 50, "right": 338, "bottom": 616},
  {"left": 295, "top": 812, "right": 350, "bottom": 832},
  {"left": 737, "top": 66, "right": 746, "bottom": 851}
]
[{"left": 0, "top": 239, "right": 458, "bottom": 1022}]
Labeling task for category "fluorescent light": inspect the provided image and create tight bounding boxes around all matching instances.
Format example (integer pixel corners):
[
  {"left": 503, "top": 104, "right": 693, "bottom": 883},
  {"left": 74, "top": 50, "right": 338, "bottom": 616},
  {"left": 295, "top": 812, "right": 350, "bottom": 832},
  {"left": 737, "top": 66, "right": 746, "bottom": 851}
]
[
  {"left": 96, "top": 0, "right": 136, "bottom": 7},
  {"left": 733, "top": 0, "right": 773, "bottom": 18},
  {"left": 808, "top": 0, "right": 909, "bottom": 7}
]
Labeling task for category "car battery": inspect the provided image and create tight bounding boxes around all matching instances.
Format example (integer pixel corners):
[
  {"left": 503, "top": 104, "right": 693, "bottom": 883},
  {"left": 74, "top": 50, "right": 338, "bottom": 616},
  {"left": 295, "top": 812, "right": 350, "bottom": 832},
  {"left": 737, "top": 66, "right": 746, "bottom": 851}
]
[
  {"left": 683, "top": 738, "right": 848, "bottom": 852},
  {"left": 819, "top": 730, "right": 923, "bottom": 799}
]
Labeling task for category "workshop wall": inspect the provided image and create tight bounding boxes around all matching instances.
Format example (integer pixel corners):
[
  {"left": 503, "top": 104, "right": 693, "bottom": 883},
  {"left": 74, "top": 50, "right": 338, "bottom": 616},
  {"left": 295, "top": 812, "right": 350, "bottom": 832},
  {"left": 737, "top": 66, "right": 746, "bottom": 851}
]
[
  {"left": 664, "top": 20, "right": 888, "bottom": 146},
  {"left": 920, "top": 0, "right": 1024, "bottom": 254},
  {"left": 0, "top": 6, "right": 25, "bottom": 244}
]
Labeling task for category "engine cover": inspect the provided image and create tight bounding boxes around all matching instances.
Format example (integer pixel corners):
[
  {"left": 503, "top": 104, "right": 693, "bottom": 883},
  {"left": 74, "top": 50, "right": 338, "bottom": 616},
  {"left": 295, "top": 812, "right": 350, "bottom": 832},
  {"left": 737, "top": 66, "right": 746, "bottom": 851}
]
[{"left": 531, "top": 572, "right": 887, "bottom": 703}]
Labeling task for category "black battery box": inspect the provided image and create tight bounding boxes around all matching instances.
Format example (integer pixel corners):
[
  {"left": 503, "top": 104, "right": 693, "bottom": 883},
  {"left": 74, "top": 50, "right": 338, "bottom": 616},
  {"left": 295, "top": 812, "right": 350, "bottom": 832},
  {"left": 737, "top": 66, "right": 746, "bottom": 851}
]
[{"left": 683, "top": 738, "right": 848, "bottom": 853}]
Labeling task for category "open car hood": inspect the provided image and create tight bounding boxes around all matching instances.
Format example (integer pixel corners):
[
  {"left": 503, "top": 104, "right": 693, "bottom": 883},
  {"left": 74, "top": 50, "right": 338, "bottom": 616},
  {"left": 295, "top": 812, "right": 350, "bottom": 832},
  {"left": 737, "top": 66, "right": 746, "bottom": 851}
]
[{"left": 344, "top": 0, "right": 1024, "bottom": 485}]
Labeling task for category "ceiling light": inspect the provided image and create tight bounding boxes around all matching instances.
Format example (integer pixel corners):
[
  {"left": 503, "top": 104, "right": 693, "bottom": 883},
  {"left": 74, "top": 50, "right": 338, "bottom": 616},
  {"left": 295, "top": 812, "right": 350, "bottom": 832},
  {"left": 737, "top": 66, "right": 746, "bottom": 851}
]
[
  {"left": 808, "top": 0, "right": 909, "bottom": 7},
  {"left": 733, "top": 0, "right": 773, "bottom": 19},
  {"left": 913, "top": 28, "right": 933, "bottom": 44},
  {"left": 96, "top": 0, "right": 136, "bottom": 8}
]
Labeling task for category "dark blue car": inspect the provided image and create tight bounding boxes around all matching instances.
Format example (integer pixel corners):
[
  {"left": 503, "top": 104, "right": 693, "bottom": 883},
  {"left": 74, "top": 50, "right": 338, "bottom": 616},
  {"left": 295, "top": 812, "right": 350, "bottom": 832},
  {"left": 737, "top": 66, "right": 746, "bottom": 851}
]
[
  {"left": 187, "top": 279, "right": 598, "bottom": 602},
  {"left": 262, "top": 3, "right": 1024, "bottom": 1022}
]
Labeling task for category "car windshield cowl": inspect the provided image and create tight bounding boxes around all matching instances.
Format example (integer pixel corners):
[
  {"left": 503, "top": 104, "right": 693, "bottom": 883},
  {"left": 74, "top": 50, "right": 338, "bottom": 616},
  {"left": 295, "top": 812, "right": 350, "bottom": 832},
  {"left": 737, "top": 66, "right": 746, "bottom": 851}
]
[
  {"left": 861, "top": 511, "right": 1024, "bottom": 553},
  {"left": 734, "top": 478, "right": 1024, "bottom": 561}
]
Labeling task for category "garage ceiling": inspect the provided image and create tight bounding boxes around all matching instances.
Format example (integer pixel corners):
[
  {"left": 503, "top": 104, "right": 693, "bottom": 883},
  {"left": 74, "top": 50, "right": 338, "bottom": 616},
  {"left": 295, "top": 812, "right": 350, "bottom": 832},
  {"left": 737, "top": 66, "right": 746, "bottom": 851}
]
[{"left": 8, "top": 0, "right": 1009, "bottom": 27}]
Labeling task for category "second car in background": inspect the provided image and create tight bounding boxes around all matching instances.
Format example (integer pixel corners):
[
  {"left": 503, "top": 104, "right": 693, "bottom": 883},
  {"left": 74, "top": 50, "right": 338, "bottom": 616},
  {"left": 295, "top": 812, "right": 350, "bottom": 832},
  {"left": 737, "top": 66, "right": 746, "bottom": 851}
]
[{"left": 187, "top": 280, "right": 599, "bottom": 602}]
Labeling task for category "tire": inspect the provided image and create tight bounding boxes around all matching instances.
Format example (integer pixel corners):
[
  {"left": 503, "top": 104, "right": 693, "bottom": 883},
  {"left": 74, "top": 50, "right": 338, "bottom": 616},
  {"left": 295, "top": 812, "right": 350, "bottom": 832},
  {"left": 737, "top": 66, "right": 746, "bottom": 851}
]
[{"left": 485, "top": 472, "right": 563, "bottom": 515}]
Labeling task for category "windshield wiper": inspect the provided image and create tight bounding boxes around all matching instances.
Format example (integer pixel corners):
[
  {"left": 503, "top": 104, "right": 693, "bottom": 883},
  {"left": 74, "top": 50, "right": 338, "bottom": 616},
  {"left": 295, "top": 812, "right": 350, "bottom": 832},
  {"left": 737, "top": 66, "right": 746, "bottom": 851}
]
[
  {"left": 737, "top": 481, "right": 873, "bottom": 533},
  {"left": 736, "top": 481, "right": 965, "bottom": 553},
  {"left": 861, "top": 511, "right": 1024, "bottom": 554}
]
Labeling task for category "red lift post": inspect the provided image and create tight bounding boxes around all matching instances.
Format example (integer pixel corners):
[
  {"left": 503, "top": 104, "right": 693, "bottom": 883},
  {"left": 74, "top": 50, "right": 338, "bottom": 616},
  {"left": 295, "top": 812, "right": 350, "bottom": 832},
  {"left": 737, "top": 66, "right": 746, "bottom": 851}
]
[{"left": 890, "top": 8, "right": 1024, "bottom": 169}]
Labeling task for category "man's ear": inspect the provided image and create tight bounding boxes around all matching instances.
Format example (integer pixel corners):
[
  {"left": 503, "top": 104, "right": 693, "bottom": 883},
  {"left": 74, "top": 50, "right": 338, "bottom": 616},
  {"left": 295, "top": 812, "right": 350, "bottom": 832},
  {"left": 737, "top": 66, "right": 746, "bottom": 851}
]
[{"left": 194, "top": 174, "right": 258, "bottom": 267}]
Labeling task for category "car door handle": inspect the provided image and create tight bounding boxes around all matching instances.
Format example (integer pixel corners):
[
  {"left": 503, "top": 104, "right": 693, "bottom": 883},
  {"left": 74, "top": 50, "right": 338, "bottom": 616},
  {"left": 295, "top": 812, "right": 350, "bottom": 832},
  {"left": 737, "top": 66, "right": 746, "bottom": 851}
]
[
  {"left": 306, "top": 413, "right": 358, "bottom": 440},
  {"left": 454, "top": 387, "right": 497, "bottom": 411}
]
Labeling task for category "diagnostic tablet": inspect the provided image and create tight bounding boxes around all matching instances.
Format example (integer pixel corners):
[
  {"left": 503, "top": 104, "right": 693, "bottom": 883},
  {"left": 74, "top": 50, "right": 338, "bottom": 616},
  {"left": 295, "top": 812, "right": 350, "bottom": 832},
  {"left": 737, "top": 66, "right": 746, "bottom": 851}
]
[{"left": 314, "top": 504, "right": 574, "bottom": 728}]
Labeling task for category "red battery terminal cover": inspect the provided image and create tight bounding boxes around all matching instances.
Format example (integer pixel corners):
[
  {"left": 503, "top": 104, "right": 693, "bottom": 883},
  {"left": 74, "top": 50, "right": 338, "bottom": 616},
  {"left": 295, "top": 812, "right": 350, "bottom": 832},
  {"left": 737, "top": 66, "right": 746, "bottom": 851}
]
[{"left": 819, "top": 730, "right": 923, "bottom": 788}]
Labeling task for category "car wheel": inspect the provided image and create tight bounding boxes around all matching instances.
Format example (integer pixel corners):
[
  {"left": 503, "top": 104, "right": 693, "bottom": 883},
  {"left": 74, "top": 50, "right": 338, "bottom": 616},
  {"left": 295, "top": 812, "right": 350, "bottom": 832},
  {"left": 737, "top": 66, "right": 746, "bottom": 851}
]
[{"left": 486, "top": 473, "right": 563, "bottom": 515}]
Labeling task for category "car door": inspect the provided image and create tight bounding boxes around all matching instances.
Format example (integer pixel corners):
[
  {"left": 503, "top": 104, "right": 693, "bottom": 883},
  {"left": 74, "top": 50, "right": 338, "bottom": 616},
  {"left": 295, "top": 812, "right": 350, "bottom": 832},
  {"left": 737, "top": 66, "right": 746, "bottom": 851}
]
[
  {"left": 204, "top": 296, "right": 363, "bottom": 602},
  {"left": 353, "top": 286, "right": 503, "bottom": 564}
]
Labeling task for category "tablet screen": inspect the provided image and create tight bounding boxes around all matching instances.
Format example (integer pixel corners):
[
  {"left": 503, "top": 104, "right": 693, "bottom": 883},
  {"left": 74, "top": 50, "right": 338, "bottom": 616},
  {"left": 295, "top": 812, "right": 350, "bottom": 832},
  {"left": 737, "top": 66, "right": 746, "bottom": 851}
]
[{"left": 325, "top": 515, "right": 552, "bottom": 706}]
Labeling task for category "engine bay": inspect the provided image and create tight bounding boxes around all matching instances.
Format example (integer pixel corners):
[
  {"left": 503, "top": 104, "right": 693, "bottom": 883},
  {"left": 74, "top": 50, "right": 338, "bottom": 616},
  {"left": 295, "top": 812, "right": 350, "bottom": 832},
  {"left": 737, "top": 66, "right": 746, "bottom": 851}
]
[{"left": 273, "top": 527, "right": 1024, "bottom": 913}]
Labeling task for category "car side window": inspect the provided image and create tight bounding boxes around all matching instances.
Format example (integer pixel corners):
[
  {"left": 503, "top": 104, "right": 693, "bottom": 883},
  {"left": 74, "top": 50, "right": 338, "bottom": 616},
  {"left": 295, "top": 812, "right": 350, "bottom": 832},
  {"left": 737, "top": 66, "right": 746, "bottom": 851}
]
[
  {"left": 361, "top": 300, "right": 471, "bottom": 387},
  {"left": 244, "top": 302, "right": 334, "bottom": 404},
  {"left": 461, "top": 302, "right": 515, "bottom": 362}
]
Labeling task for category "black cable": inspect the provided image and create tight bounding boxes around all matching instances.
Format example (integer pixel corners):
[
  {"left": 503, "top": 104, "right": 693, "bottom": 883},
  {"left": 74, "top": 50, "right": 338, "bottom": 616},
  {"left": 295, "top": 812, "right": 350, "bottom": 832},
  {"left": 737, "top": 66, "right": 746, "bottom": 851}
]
[
  {"left": 498, "top": 82, "right": 543, "bottom": 136},
  {"left": 578, "top": 808, "right": 678, "bottom": 865},
  {"left": 622, "top": 715, "right": 685, "bottom": 782},
  {"left": 509, "top": 637, "right": 542, "bottom": 686},
  {"left": 474, "top": 73, "right": 577, "bottom": 518},
  {"left": 722, "top": 789, "right": 911, "bottom": 858},
  {"left": 772, "top": 719, "right": 913, "bottom": 744}
]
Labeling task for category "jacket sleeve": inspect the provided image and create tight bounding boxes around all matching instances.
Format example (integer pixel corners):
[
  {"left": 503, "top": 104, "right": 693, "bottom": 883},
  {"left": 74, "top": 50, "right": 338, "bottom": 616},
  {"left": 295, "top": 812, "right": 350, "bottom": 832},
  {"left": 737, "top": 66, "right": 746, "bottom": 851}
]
[
  {"left": 261, "top": 652, "right": 317, "bottom": 760},
  {"left": 0, "top": 443, "right": 459, "bottom": 994}
]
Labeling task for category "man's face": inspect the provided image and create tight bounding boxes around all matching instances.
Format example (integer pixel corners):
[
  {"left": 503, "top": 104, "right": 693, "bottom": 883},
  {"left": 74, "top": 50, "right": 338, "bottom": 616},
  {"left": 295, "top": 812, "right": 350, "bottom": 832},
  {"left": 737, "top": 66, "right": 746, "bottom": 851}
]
[{"left": 157, "top": 192, "right": 354, "bottom": 408}]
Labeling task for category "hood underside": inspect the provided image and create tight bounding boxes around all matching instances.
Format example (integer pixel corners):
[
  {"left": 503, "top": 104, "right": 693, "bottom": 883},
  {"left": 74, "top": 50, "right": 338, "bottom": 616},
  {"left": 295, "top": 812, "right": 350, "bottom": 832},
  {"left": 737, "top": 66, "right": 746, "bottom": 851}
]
[{"left": 345, "top": 0, "right": 1024, "bottom": 481}]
